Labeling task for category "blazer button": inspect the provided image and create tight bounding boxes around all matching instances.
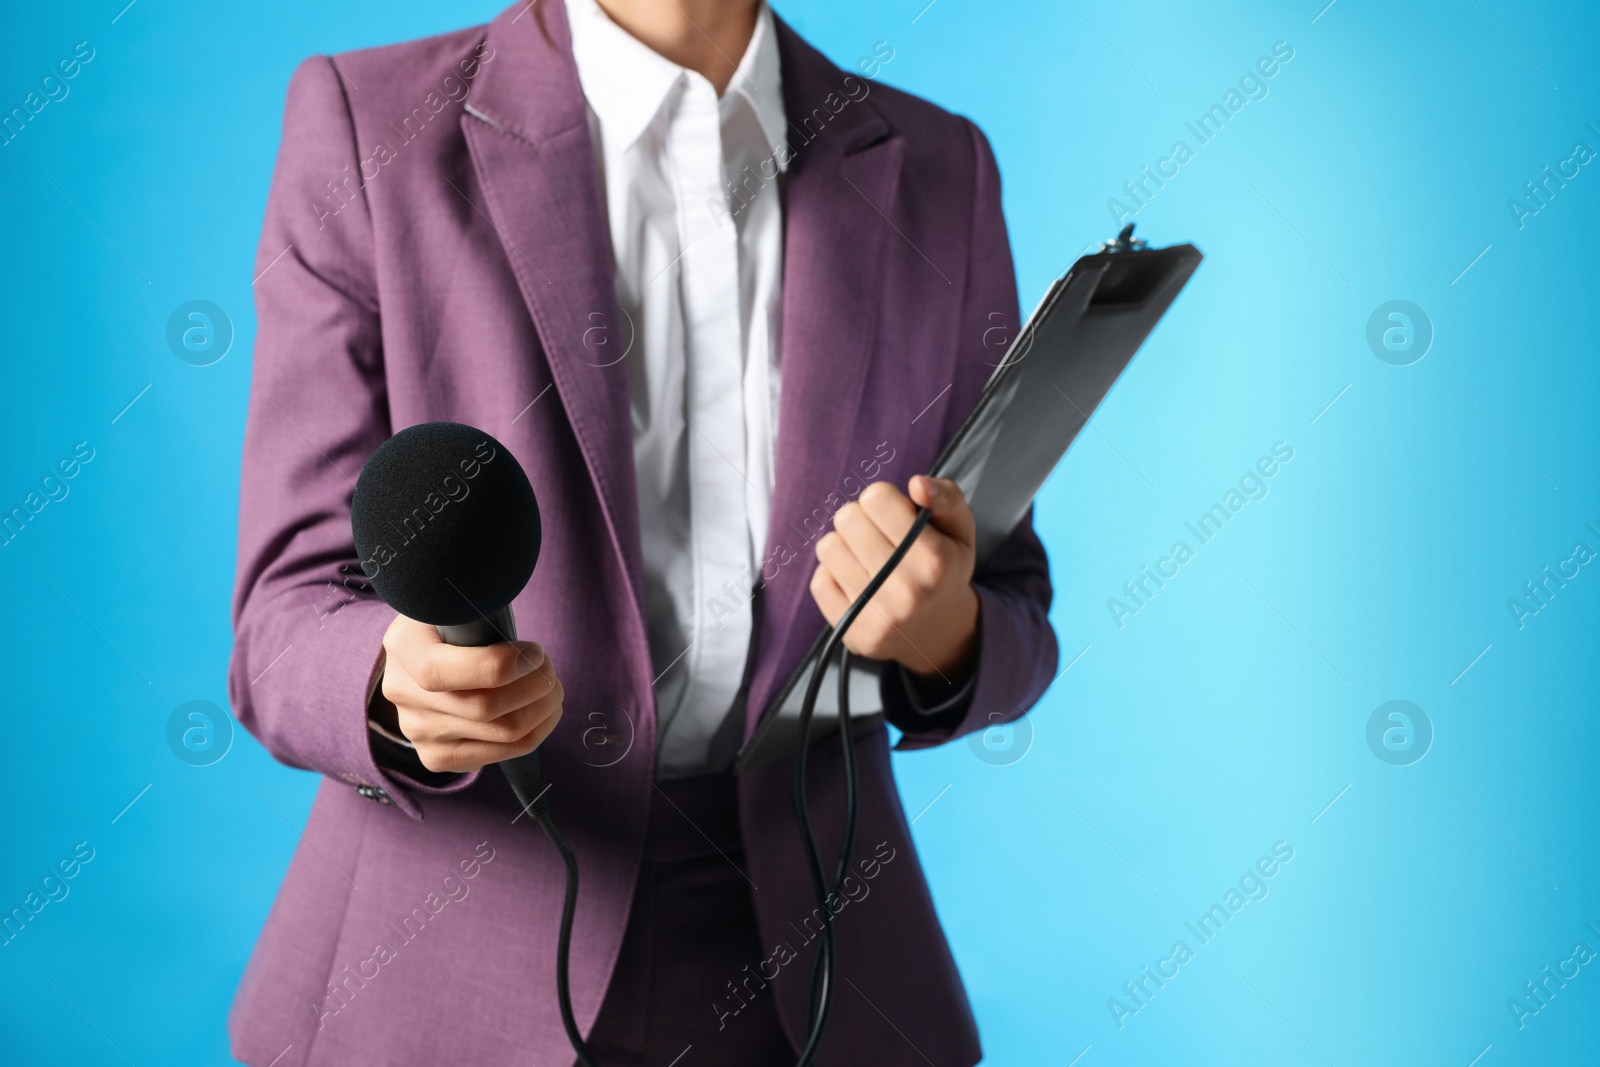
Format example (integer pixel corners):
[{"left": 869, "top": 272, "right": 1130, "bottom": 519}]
[{"left": 355, "top": 783, "right": 393, "bottom": 805}]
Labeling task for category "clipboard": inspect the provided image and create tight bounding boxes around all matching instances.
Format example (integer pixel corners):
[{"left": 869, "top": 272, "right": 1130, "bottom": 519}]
[{"left": 734, "top": 228, "right": 1204, "bottom": 775}]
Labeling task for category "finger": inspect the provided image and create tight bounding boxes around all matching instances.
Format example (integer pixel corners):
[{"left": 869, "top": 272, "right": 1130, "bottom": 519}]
[
  {"left": 909, "top": 475, "right": 976, "bottom": 549},
  {"left": 815, "top": 531, "right": 871, "bottom": 598},
  {"left": 417, "top": 703, "right": 565, "bottom": 774},
  {"left": 857, "top": 480, "right": 921, "bottom": 545},
  {"left": 833, "top": 498, "right": 899, "bottom": 575},
  {"left": 435, "top": 683, "right": 565, "bottom": 745},
  {"left": 441, "top": 661, "right": 559, "bottom": 723},
  {"left": 394, "top": 625, "right": 546, "bottom": 693},
  {"left": 858, "top": 479, "right": 959, "bottom": 599},
  {"left": 809, "top": 564, "right": 851, "bottom": 624},
  {"left": 810, "top": 560, "right": 896, "bottom": 656}
]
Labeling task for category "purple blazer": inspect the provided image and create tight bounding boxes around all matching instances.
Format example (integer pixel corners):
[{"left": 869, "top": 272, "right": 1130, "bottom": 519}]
[{"left": 228, "top": 3, "right": 1057, "bottom": 1064}]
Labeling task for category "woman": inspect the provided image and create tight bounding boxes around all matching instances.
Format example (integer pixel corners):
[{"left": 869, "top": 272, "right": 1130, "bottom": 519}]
[{"left": 229, "top": 1, "right": 1056, "bottom": 1063}]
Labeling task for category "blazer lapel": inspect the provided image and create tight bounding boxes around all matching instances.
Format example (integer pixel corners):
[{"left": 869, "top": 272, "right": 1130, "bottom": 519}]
[
  {"left": 460, "top": 0, "right": 652, "bottom": 699},
  {"left": 747, "top": 21, "right": 903, "bottom": 730}
]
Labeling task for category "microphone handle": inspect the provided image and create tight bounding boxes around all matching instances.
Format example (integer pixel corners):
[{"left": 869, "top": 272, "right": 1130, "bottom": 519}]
[{"left": 437, "top": 604, "right": 549, "bottom": 818}]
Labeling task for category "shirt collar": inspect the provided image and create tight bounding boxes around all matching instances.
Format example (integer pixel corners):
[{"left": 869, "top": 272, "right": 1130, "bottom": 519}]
[
  {"left": 566, "top": 0, "right": 786, "bottom": 162},
  {"left": 723, "top": 5, "right": 787, "bottom": 165}
]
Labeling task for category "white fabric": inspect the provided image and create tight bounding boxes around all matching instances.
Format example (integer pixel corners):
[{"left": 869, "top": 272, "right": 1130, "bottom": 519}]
[{"left": 566, "top": 0, "right": 787, "bottom": 777}]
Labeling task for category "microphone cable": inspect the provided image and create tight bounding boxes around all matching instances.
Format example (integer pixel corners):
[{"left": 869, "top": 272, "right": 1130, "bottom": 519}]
[
  {"left": 496, "top": 767, "right": 598, "bottom": 1067},
  {"left": 791, "top": 506, "right": 932, "bottom": 1065},
  {"left": 510, "top": 505, "right": 934, "bottom": 1067},
  {"left": 524, "top": 795, "right": 597, "bottom": 1067}
]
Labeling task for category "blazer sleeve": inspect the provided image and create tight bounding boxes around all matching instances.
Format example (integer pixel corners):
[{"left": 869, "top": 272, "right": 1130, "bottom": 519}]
[
  {"left": 228, "top": 56, "right": 480, "bottom": 819},
  {"left": 882, "top": 119, "right": 1059, "bottom": 749}
]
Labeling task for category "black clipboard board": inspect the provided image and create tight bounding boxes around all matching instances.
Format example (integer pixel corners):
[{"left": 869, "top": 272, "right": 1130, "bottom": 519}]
[{"left": 734, "top": 230, "right": 1204, "bottom": 775}]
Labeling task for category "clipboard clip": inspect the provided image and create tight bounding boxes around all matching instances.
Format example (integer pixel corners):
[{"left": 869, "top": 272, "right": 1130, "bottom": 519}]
[{"left": 1101, "top": 222, "right": 1148, "bottom": 254}]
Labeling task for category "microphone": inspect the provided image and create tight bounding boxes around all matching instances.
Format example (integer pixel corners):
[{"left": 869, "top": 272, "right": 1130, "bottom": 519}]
[
  {"left": 350, "top": 421, "right": 550, "bottom": 816},
  {"left": 346, "top": 422, "right": 895, "bottom": 1067},
  {"left": 352, "top": 421, "right": 596, "bottom": 1065}
]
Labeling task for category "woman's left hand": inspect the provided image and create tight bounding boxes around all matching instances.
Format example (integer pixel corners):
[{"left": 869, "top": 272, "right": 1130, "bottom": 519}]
[{"left": 809, "top": 475, "right": 981, "bottom": 684}]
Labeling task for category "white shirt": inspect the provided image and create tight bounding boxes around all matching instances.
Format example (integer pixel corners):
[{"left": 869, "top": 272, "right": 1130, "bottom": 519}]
[{"left": 566, "top": 0, "right": 787, "bottom": 778}]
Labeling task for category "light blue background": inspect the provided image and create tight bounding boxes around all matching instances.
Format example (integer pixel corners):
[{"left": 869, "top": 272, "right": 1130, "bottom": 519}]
[{"left": 3, "top": 1, "right": 1597, "bottom": 1064}]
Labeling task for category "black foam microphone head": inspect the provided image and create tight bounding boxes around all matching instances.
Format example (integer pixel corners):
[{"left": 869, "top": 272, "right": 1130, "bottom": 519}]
[{"left": 350, "top": 422, "right": 540, "bottom": 626}]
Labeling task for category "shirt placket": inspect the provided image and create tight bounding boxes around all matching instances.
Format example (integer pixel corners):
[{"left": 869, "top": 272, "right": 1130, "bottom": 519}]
[{"left": 664, "top": 77, "right": 753, "bottom": 765}]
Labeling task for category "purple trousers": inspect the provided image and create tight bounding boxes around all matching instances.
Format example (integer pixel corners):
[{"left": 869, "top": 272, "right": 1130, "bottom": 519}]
[{"left": 588, "top": 775, "right": 794, "bottom": 1065}]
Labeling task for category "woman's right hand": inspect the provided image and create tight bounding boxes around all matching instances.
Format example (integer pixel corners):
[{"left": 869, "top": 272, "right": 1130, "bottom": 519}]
[{"left": 378, "top": 614, "right": 565, "bottom": 774}]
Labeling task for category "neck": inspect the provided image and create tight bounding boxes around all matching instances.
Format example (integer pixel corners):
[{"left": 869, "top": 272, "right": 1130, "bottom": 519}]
[{"left": 594, "top": 0, "right": 760, "bottom": 95}]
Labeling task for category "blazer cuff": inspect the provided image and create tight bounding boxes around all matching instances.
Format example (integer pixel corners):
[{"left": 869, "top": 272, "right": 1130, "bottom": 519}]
[
  {"left": 891, "top": 582, "right": 1051, "bottom": 750},
  {"left": 243, "top": 598, "right": 481, "bottom": 820},
  {"left": 902, "top": 663, "right": 976, "bottom": 715},
  {"left": 363, "top": 646, "right": 480, "bottom": 798},
  {"left": 881, "top": 649, "right": 979, "bottom": 741}
]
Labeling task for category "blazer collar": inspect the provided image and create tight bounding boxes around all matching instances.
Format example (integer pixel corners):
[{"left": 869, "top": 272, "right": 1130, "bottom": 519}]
[{"left": 462, "top": 0, "right": 588, "bottom": 144}]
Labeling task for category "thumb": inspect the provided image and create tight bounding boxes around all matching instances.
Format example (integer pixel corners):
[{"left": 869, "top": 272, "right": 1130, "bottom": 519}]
[{"left": 909, "top": 475, "right": 975, "bottom": 549}]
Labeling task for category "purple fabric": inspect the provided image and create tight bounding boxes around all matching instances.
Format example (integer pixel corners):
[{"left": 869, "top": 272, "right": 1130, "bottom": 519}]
[{"left": 227, "top": 3, "right": 1057, "bottom": 1064}]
